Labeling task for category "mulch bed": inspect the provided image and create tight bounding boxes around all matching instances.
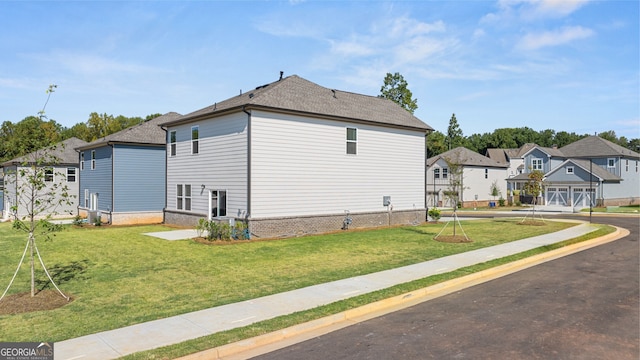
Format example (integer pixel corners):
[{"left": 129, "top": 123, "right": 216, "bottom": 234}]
[{"left": 0, "top": 290, "right": 73, "bottom": 315}]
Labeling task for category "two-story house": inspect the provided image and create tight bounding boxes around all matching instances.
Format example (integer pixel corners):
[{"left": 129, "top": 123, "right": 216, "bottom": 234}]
[
  {"left": 427, "top": 147, "right": 509, "bottom": 208},
  {"left": 76, "top": 112, "right": 181, "bottom": 224},
  {"left": 507, "top": 136, "right": 639, "bottom": 208},
  {"left": 160, "top": 74, "right": 433, "bottom": 238},
  {"left": 1, "top": 137, "right": 87, "bottom": 221}
]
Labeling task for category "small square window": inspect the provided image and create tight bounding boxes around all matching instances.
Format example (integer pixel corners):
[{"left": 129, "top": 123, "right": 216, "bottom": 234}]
[
  {"left": 566, "top": 166, "right": 574, "bottom": 174},
  {"left": 607, "top": 158, "right": 615, "bottom": 168}
]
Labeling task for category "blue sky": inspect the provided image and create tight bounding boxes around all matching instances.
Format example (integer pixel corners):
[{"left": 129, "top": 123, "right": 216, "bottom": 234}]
[{"left": 1, "top": 0, "right": 638, "bottom": 139}]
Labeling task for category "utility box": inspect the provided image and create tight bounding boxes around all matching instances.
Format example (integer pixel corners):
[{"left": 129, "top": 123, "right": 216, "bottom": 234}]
[{"left": 383, "top": 196, "right": 391, "bottom": 207}]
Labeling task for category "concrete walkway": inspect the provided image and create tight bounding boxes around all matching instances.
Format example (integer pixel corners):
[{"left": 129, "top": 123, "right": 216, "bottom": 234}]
[{"left": 55, "top": 222, "right": 599, "bottom": 360}]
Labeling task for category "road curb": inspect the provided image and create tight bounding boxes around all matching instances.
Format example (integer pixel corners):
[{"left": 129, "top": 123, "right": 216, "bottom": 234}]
[{"left": 177, "top": 226, "right": 628, "bottom": 360}]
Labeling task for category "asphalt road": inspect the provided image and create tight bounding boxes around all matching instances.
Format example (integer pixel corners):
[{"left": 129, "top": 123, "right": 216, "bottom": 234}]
[{"left": 253, "top": 215, "right": 639, "bottom": 360}]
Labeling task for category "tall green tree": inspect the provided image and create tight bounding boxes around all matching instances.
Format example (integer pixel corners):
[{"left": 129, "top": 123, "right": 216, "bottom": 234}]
[
  {"left": 0, "top": 116, "right": 62, "bottom": 163},
  {"left": 446, "top": 113, "right": 464, "bottom": 150},
  {"left": 426, "top": 131, "right": 448, "bottom": 157},
  {"left": 379, "top": 72, "right": 418, "bottom": 114}
]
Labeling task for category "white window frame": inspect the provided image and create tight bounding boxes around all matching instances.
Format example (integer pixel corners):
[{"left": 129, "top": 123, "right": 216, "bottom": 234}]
[
  {"left": 484, "top": 168, "right": 488, "bottom": 179},
  {"left": 84, "top": 189, "right": 89, "bottom": 208},
  {"left": 346, "top": 127, "right": 357, "bottom": 155},
  {"left": 44, "top": 168, "right": 54, "bottom": 182},
  {"left": 177, "top": 184, "right": 184, "bottom": 210},
  {"left": 67, "top": 168, "right": 76, "bottom": 182},
  {"left": 191, "top": 126, "right": 199, "bottom": 155},
  {"left": 531, "top": 158, "right": 543, "bottom": 171},
  {"left": 442, "top": 168, "right": 448, "bottom": 179},
  {"left": 80, "top": 152, "right": 84, "bottom": 171},
  {"left": 433, "top": 168, "right": 440, "bottom": 179},
  {"left": 169, "top": 130, "right": 177, "bottom": 157},
  {"left": 91, "top": 150, "right": 96, "bottom": 170},
  {"left": 184, "top": 184, "right": 191, "bottom": 211},
  {"left": 566, "top": 166, "right": 574, "bottom": 175},
  {"left": 607, "top": 158, "right": 615, "bottom": 168},
  {"left": 209, "top": 189, "right": 227, "bottom": 218}
]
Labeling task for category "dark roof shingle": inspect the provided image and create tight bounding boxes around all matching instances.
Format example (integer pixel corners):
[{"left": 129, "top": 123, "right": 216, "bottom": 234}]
[
  {"left": 428, "top": 147, "right": 508, "bottom": 168},
  {"left": 2, "top": 137, "right": 88, "bottom": 166},
  {"left": 77, "top": 112, "right": 182, "bottom": 150},
  {"left": 162, "top": 75, "right": 432, "bottom": 132}
]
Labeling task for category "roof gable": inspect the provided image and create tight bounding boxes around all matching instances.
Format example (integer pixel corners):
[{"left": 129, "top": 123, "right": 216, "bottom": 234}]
[
  {"left": 428, "top": 147, "right": 508, "bottom": 168},
  {"left": 521, "top": 144, "right": 564, "bottom": 158},
  {"left": 546, "top": 158, "right": 622, "bottom": 181},
  {"left": 163, "top": 75, "right": 432, "bottom": 132}
]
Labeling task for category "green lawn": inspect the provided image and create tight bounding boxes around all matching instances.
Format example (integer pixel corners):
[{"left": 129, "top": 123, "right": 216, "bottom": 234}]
[{"left": 0, "top": 219, "right": 577, "bottom": 342}]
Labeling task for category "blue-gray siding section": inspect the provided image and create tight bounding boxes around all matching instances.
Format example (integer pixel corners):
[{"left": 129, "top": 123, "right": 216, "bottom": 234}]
[
  {"left": 546, "top": 163, "right": 593, "bottom": 182},
  {"left": 113, "top": 144, "right": 165, "bottom": 212},
  {"left": 79, "top": 146, "right": 113, "bottom": 212}
]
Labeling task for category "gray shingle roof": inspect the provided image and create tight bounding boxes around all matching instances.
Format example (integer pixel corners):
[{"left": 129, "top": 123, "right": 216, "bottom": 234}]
[
  {"left": 428, "top": 147, "right": 508, "bottom": 168},
  {"left": 77, "top": 112, "right": 182, "bottom": 150},
  {"left": 161, "top": 75, "right": 432, "bottom": 132},
  {"left": 560, "top": 135, "right": 640, "bottom": 159},
  {"left": 2, "top": 137, "right": 88, "bottom": 166}
]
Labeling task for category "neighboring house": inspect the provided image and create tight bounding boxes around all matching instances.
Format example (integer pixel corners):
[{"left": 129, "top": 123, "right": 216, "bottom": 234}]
[
  {"left": 76, "top": 112, "right": 182, "bottom": 225},
  {"left": 508, "top": 136, "right": 640, "bottom": 208},
  {"left": 160, "top": 74, "right": 433, "bottom": 238},
  {"left": 486, "top": 143, "right": 536, "bottom": 181},
  {"left": 427, "top": 147, "right": 509, "bottom": 208},
  {"left": 1, "top": 137, "right": 88, "bottom": 221}
]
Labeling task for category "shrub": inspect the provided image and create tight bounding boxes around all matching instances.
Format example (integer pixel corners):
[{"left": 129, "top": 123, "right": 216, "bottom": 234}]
[
  {"left": 72, "top": 215, "right": 85, "bottom": 226},
  {"left": 498, "top": 197, "right": 506, "bottom": 207},
  {"left": 428, "top": 208, "right": 441, "bottom": 222}
]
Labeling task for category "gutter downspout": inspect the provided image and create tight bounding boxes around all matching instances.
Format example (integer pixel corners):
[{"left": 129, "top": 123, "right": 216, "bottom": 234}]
[
  {"left": 159, "top": 125, "right": 169, "bottom": 224},
  {"left": 242, "top": 106, "right": 252, "bottom": 223}
]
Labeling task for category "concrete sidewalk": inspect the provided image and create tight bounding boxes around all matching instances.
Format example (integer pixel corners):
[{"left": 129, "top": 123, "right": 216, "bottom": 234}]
[{"left": 56, "top": 222, "right": 600, "bottom": 360}]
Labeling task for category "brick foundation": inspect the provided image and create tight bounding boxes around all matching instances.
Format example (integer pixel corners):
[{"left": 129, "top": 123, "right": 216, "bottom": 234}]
[{"left": 164, "top": 209, "right": 427, "bottom": 239}]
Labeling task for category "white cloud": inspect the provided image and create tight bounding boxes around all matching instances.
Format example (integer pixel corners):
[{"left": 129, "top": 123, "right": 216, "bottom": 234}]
[
  {"left": 518, "top": 25, "right": 594, "bottom": 50},
  {"left": 483, "top": 0, "right": 590, "bottom": 23}
]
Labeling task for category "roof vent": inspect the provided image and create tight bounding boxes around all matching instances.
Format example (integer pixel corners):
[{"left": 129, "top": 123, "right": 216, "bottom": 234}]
[
  {"left": 331, "top": 89, "right": 336, "bottom": 98},
  {"left": 249, "top": 93, "right": 254, "bottom": 99},
  {"left": 279, "top": 71, "right": 284, "bottom": 80}
]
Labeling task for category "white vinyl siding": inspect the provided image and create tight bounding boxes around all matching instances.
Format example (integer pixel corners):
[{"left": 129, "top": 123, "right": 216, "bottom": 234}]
[
  {"left": 250, "top": 111, "right": 425, "bottom": 218},
  {"left": 166, "top": 113, "right": 248, "bottom": 216}
]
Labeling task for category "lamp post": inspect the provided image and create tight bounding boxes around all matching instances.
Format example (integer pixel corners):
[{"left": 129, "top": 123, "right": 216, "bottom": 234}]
[{"left": 589, "top": 159, "right": 593, "bottom": 224}]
